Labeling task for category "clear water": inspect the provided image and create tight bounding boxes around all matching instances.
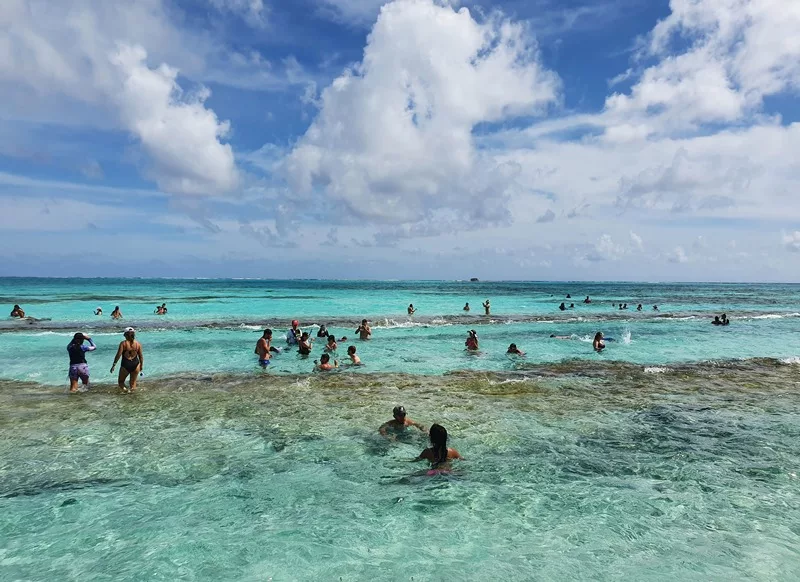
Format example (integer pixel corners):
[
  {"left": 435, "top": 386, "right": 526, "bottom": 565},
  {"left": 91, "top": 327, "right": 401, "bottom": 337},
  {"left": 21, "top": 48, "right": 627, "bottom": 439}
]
[{"left": 2, "top": 279, "right": 800, "bottom": 579}]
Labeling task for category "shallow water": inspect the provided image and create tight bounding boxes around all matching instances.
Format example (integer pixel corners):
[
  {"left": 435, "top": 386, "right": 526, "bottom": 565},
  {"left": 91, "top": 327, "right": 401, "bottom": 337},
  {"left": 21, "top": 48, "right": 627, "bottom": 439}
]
[{"left": 3, "top": 279, "right": 800, "bottom": 579}]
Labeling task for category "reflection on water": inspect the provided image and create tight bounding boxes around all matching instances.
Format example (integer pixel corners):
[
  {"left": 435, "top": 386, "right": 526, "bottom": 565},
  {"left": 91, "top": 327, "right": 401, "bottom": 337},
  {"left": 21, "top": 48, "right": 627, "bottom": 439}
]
[{"left": 2, "top": 364, "right": 800, "bottom": 580}]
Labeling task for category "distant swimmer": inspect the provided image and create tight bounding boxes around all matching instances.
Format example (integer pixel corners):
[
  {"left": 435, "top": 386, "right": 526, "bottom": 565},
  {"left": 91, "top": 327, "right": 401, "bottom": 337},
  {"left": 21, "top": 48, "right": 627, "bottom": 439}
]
[
  {"left": 653, "top": 305, "right": 659, "bottom": 311},
  {"left": 325, "top": 335, "right": 338, "bottom": 352},
  {"left": 566, "top": 294, "right": 571, "bottom": 299},
  {"left": 569, "top": 303, "right": 575, "bottom": 309},
  {"left": 637, "top": 304, "right": 642, "bottom": 311},
  {"left": 379, "top": 405, "right": 426, "bottom": 436},
  {"left": 593, "top": 332, "right": 605, "bottom": 352},
  {"left": 94, "top": 306, "right": 103, "bottom": 316},
  {"left": 584, "top": 296, "right": 591, "bottom": 304},
  {"left": 67, "top": 333, "right": 96, "bottom": 393},
  {"left": 408, "top": 304, "right": 417, "bottom": 315},
  {"left": 347, "top": 345, "right": 362, "bottom": 365},
  {"left": 298, "top": 332, "right": 313, "bottom": 355},
  {"left": 314, "top": 353, "right": 338, "bottom": 371},
  {"left": 559, "top": 302, "right": 566, "bottom": 311},
  {"left": 356, "top": 319, "right": 372, "bottom": 340},
  {"left": 286, "top": 319, "right": 301, "bottom": 345},
  {"left": 507, "top": 343, "right": 525, "bottom": 356},
  {"left": 721, "top": 313, "right": 730, "bottom": 326},
  {"left": 463, "top": 302, "right": 470, "bottom": 312},
  {"left": 482, "top": 299, "right": 491, "bottom": 315},
  {"left": 415, "top": 424, "right": 462, "bottom": 473},
  {"left": 254, "top": 329, "right": 273, "bottom": 368},
  {"left": 465, "top": 329, "right": 479, "bottom": 351},
  {"left": 111, "top": 306, "right": 123, "bottom": 319},
  {"left": 550, "top": 334, "right": 572, "bottom": 340},
  {"left": 619, "top": 304, "right": 624, "bottom": 310},
  {"left": 10, "top": 304, "right": 25, "bottom": 318},
  {"left": 111, "top": 327, "right": 143, "bottom": 393},
  {"left": 712, "top": 316, "right": 722, "bottom": 325},
  {"left": 155, "top": 303, "right": 168, "bottom": 315}
]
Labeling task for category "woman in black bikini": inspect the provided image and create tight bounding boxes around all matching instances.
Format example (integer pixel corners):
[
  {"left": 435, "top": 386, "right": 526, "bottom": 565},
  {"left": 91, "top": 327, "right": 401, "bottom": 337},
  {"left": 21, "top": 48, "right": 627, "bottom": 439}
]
[{"left": 111, "top": 327, "right": 143, "bottom": 393}]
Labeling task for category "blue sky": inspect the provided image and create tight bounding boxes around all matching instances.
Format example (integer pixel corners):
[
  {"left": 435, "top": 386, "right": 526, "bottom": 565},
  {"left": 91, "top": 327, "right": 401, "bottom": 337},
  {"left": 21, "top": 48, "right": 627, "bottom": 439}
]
[{"left": 1, "top": 0, "right": 799, "bottom": 281}]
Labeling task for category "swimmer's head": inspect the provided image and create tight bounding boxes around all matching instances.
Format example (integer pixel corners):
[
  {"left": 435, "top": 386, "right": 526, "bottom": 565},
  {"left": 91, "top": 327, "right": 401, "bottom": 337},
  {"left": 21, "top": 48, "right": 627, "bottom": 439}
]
[
  {"left": 262, "top": 328, "right": 272, "bottom": 338},
  {"left": 429, "top": 424, "right": 449, "bottom": 463},
  {"left": 347, "top": 345, "right": 356, "bottom": 355},
  {"left": 509, "top": 343, "right": 517, "bottom": 350},
  {"left": 361, "top": 319, "right": 368, "bottom": 324},
  {"left": 301, "top": 332, "right": 309, "bottom": 340},
  {"left": 594, "top": 332, "right": 603, "bottom": 341},
  {"left": 392, "top": 405, "right": 406, "bottom": 419},
  {"left": 72, "top": 332, "right": 86, "bottom": 343},
  {"left": 550, "top": 334, "right": 556, "bottom": 338},
  {"left": 320, "top": 353, "right": 330, "bottom": 364},
  {"left": 327, "top": 335, "right": 336, "bottom": 344}
]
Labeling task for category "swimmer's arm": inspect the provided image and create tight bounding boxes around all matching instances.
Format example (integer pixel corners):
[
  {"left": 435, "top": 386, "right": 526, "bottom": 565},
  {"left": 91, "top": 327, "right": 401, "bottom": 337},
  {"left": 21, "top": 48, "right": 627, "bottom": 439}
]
[
  {"left": 449, "top": 448, "right": 463, "bottom": 460},
  {"left": 414, "top": 449, "right": 432, "bottom": 462},
  {"left": 83, "top": 338, "right": 96, "bottom": 352}
]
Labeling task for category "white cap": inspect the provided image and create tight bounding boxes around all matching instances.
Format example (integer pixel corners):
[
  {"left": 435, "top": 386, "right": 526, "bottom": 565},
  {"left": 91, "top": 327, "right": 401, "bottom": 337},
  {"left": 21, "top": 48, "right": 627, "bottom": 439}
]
[{"left": 124, "top": 327, "right": 135, "bottom": 333}]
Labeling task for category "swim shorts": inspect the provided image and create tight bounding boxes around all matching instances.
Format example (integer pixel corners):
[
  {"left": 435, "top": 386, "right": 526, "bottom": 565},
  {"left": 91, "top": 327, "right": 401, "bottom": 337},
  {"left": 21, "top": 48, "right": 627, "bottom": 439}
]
[
  {"left": 69, "top": 363, "right": 89, "bottom": 382},
  {"left": 259, "top": 359, "right": 271, "bottom": 367}
]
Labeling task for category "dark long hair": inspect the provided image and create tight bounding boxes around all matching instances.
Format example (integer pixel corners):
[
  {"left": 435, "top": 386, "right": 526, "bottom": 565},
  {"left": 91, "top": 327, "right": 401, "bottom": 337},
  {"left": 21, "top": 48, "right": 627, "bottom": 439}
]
[{"left": 429, "top": 424, "right": 449, "bottom": 465}]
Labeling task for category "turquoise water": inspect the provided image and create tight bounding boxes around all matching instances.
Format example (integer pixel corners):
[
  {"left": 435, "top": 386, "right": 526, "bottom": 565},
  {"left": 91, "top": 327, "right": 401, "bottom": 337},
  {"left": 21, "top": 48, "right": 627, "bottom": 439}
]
[{"left": 2, "top": 279, "right": 800, "bottom": 579}]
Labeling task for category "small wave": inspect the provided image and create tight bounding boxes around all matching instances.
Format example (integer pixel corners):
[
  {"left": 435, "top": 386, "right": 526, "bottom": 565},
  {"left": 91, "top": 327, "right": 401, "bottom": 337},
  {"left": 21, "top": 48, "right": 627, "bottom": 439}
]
[
  {"left": 780, "top": 357, "right": 800, "bottom": 365},
  {"left": 644, "top": 367, "right": 670, "bottom": 374},
  {"left": 621, "top": 330, "right": 632, "bottom": 345},
  {"left": 750, "top": 313, "right": 800, "bottom": 320}
]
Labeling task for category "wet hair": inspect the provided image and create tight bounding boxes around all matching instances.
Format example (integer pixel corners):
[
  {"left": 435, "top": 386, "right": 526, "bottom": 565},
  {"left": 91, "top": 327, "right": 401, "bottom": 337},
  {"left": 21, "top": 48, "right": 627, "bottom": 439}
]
[
  {"left": 327, "top": 335, "right": 336, "bottom": 344},
  {"left": 347, "top": 345, "right": 356, "bottom": 355},
  {"left": 301, "top": 332, "right": 309, "bottom": 339},
  {"left": 263, "top": 328, "right": 272, "bottom": 337},
  {"left": 71, "top": 332, "right": 85, "bottom": 344},
  {"left": 429, "top": 424, "right": 449, "bottom": 465},
  {"left": 594, "top": 332, "right": 603, "bottom": 342},
  {"left": 320, "top": 353, "right": 330, "bottom": 364},
  {"left": 509, "top": 343, "right": 517, "bottom": 350},
  {"left": 13, "top": 304, "right": 20, "bottom": 309}
]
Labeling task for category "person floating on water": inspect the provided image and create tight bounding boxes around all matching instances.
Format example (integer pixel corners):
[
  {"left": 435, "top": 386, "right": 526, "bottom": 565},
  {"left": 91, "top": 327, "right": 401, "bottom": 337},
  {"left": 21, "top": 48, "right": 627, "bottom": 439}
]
[
  {"left": 255, "top": 329, "right": 273, "bottom": 368},
  {"left": 325, "top": 335, "right": 338, "bottom": 352},
  {"left": 10, "top": 304, "right": 25, "bottom": 318},
  {"left": 465, "top": 329, "right": 479, "bottom": 351},
  {"left": 415, "top": 423, "right": 462, "bottom": 474},
  {"left": 408, "top": 304, "right": 416, "bottom": 315},
  {"left": 298, "top": 332, "right": 313, "bottom": 355},
  {"left": 482, "top": 299, "right": 491, "bottom": 315},
  {"left": 507, "top": 343, "right": 525, "bottom": 356},
  {"left": 356, "top": 319, "right": 372, "bottom": 340},
  {"left": 67, "top": 332, "right": 96, "bottom": 393},
  {"left": 111, "top": 306, "right": 122, "bottom": 319},
  {"left": 111, "top": 327, "right": 143, "bottom": 393},
  {"left": 463, "top": 302, "right": 470, "bottom": 312},
  {"left": 379, "top": 405, "right": 426, "bottom": 436},
  {"left": 593, "top": 332, "right": 605, "bottom": 352},
  {"left": 286, "top": 319, "right": 301, "bottom": 345},
  {"left": 314, "top": 353, "right": 337, "bottom": 371},
  {"left": 347, "top": 345, "right": 361, "bottom": 365},
  {"left": 559, "top": 302, "right": 566, "bottom": 311},
  {"left": 94, "top": 306, "right": 103, "bottom": 316},
  {"left": 584, "top": 296, "right": 591, "bottom": 303}
]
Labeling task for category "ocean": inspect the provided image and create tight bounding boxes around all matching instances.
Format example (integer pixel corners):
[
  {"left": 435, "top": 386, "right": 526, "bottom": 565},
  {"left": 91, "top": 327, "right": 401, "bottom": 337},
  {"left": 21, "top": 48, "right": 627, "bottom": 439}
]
[{"left": 2, "top": 278, "right": 799, "bottom": 580}]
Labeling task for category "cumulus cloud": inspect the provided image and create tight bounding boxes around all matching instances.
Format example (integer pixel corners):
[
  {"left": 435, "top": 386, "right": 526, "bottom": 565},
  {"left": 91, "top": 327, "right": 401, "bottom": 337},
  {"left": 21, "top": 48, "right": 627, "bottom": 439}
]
[
  {"left": 783, "top": 231, "right": 800, "bottom": 252},
  {"left": 667, "top": 246, "right": 689, "bottom": 264},
  {"left": 283, "top": 0, "right": 559, "bottom": 229}
]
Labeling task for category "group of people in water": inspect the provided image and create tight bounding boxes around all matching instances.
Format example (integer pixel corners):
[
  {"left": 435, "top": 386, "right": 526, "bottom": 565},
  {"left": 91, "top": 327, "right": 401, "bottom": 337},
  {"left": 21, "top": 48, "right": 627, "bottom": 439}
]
[
  {"left": 66, "top": 327, "right": 143, "bottom": 393},
  {"left": 379, "top": 405, "right": 462, "bottom": 473}
]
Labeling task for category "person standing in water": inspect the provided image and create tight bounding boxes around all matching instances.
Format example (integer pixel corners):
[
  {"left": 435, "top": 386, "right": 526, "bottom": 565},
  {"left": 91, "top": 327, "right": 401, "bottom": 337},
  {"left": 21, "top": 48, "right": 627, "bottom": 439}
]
[
  {"left": 254, "top": 329, "right": 273, "bottom": 368},
  {"left": 415, "top": 424, "right": 463, "bottom": 472},
  {"left": 408, "top": 304, "right": 416, "bottom": 315},
  {"left": 584, "top": 296, "right": 592, "bottom": 304},
  {"left": 325, "top": 334, "right": 338, "bottom": 352},
  {"left": 463, "top": 303, "right": 470, "bottom": 312},
  {"left": 482, "top": 299, "right": 491, "bottom": 315},
  {"left": 111, "top": 306, "right": 123, "bottom": 319},
  {"left": 356, "top": 319, "right": 372, "bottom": 340},
  {"left": 379, "top": 406, "right": 426, "bottom": 436},
  {"left": 94, "top": 306, "right": 103, "bottom": 316},
  {"left": 111, "top": 327, "right": 143, "bottom": 393},
  {"left": 593, "top": 332, "right": 605, "bottom": 352},
  {"left": 10, "top": 304, "right": 25, "bottom": 318},
  {"left": 465, "top": 330, "right": 479, "bottom": 351},
  {"left": 286, "top": 319, "right": 301, "bottom": 345},
  {"left": 298, "top": 332, "right": 313, "bottom": 355},
  {"left": 347, "top": 345, "right": 362, "bottom": 365},
  {"left": 67, "top": 333, "right": 96, "bottom": 393}
]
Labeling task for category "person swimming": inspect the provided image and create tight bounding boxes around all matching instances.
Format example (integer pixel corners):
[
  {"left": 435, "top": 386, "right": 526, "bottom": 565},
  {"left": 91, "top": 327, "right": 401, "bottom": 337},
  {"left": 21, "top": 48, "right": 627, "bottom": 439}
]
[
  {"left": 67, "top": 332, "right": 96, "bottom": 393},
  {"left": 94, "top": 306, "right": 103, "bottom": 316},
  {"left": 721, "top": 313, "right": 730, "bottom": 325},
  {"left": 507, "top": 343, "right": 525, "bottom": 356},
  {"left": 408, "top": 304, "right": 416, "bottom": 315},
  {"left": 379, "top": 405, "right": 426, "bottom": 436},
  {"left": 111, "top": 306, "right": 122, "bottom": 319},
  {"left": 653, "top": 305, "right": 659, "bottom": 311},
  {"left": 712, "top": 316, "right": 722, "bottom": 325},
  {"left": 314, "top": 353, "right": 337, "bottom": 371},
  {"left": 465, "top": 330, "right": 479, "bottom": 351},
  {"left": 286, "top": 320, "right": 301, "bottom": 345},
  {"left": 559, "top": 302, "right": 566, "bottom": 311},
  {"left": 566, "top": 294, "right": 571, "bottom": 299},
  {"left": 550, "top": 334, "right": 572, "bottom": 339},
  {"left": 325, "top": 335, "right": 338, "bottom": 352},
  {"left": 637, "top": 304, "right": 642, "bottom": 311},
  {"left": 10, "top": 304, "right": 25, "bottom": 318},
  {"left": 463, "top": 302, "right": 470, "bottom": 312},
  {"left": 569, "top": 303, "right": 575, "bottom": 309},
  {"left": 593, "top": 332, "right": 605, "bottom": 352},
  {"left": 347, "top": 345, "right": 361, "bottom": 365},
  {"left": 317, "top": 324, "right": 329, "bottom": 338},
  {"left": 254, "top": 329, "right": 273, "bottom": 368},
  {"left": 584, "top": 296, "right": 591, "bottom": 303},
  {"left": 111, "top": 327, "right": 143, "bottom": 393},
  {"left": 415, "top": 423, "right": 462, "bottom": 472}
]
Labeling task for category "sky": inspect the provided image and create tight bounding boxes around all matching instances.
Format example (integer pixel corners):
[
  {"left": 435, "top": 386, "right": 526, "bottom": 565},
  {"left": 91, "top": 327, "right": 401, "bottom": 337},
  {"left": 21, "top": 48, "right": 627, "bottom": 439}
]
[{"left": 1, "top": 0, "right": 799, "bottom": 281}]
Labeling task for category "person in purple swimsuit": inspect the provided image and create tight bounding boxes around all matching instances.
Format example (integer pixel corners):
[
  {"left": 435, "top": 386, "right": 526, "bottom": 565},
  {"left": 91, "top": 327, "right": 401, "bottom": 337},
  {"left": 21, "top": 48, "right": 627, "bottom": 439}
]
[{"left": 67, "top": 333, "right": 96, "bottom": 393}]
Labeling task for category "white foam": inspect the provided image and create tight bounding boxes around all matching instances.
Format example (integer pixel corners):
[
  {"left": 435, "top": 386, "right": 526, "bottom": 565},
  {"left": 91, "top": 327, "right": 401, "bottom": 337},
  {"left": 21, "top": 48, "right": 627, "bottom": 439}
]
[
  {"left": 780, "top": 357, "right": 800, "bottom": 365},
  {"left": 644, "top": 367, "right": 670, "bottom": 374},
  {"left": 621, "top": 330, "right": 632, "bottom": 345}
]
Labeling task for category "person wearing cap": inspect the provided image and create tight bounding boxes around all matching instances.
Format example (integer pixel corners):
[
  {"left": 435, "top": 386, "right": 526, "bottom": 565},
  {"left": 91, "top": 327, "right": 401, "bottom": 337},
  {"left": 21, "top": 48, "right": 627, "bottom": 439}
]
[
  {"left": 355, "top": 319, "right": 372, "bottom": 340},
  {"left": 67, "top": 332, "right": 96, "bottom": 393},
  {"left": 286, "top": 320, "right": 301, "bottom": 345},
  {"left": 94, "top": 306, "right": 103, "bottom": 316},
  {"left": 254, "top": 329, "right": 273, "bottom": 368},
  {"left": 465, "top": 330, "right": 479, "bottom": 351},
  {"left": 111, "top": 327, "right": 143, "bottom": 393},
  {"left": 379, "top": 406, "right": 427, "bottom": 436}
]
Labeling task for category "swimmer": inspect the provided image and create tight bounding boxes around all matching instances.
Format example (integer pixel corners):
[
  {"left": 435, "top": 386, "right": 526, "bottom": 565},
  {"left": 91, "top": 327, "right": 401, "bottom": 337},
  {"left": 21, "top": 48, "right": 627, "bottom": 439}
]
[
  {"left": 507, "top": 343, "right": 525, "bottom": 356},
  {"left": 584, "top": 296, "right": 591, "bottom": 303},
  {"left": 317, "top": 324, "right": 329, "bottom": 338},
  {"left": 593, "top": 332, "right": 605, "bottom": 352},
  {"left": 408, "top": 304, "right": 416, "bottom": 315},
  {"left": 653, "top": 305, "right": 659, "bottom": 311},
  {"left": 314, "top": 353, "right": 338, "bottom": 371},
  {"left": 637, "top": 304, "right": 642, "bottom": 311},
  {"left": 356, "top": 319, "right": 372, "bottom": 340},
  {"left": 67, "top": 333, "right": 96, "bottom": 393},
  {"left": 550, "top": 334, "right": 572, "bottom": 339},
  {"left": 94, "top": 306, "right": 103, "bottom": 316},
  {"left": 559, "top": 302, "right": 566, "bottom": 311},
  {"left": 712, "top": 316, "right": 722, "bottom": 325},
  {"left": 569, "top": 303, "right": 575, "bottom": 309},
  {"left": 111, "top": 327, "right": 143, "bottom": 393},
  {"left": 721, "top": 313, "right": 730, "bottom": 326},
  {"left": 379, "top": 405, "right": 426, "bottom": 436},
  {"left": 347, "top": 345, "right": 361, "bottom": 365},
  {"left": 465, "top": 329, "right": 479, "bottom": 351},
  {"left": 566, "top": 294, "right": 571, "bottom": 299},
  {"left": 482, "top": 299, "right": 491, "bottom": 315},
  {"left": 254, "top": 329, "right": 273, "bottom": 368},
  {"left": 298, "top": 332, "right": 313, "bottom": 355},
  {"left": 111, "top": 306, "right": 123, "bottom": 319},
  {"left": 463, "top": 302, "right": 470, "bottom": 312},
  {"left": 10, "top": 304, "right": 25, "bottom": 318},
  {"left": 325, "top": 334, "right": 338, "bottom": 352},
  {"left": 286, "top": 319, "right": 301, "bottom": 345},
  {"left": 415, "top": 424, "right": 462, "bottom": 470}
]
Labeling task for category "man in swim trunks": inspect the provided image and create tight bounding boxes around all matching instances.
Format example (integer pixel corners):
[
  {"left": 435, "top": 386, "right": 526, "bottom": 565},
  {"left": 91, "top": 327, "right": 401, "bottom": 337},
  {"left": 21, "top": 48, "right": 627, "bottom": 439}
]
[
  {"left": 347, "top": 345, "right": 361, "bottom": 365},
  {"left": 67, "top": 332, "right": 96, "bottom": 393},
  {"left": 356, "top": 319, "right": 372, "bottom": 340},
  {"left": 379, "top": 406, "right": 427, "bottom": 436},
  {"left": 286, "top": 319, "right": 301, "bottom": 345},
  {"left": 255, "top": 329, "right": 273, "bottom": 367},
  {"left": 10, "top": 304, "right": 25, "bottom": 318},
  {"left": 111, "top": 327, "right": 143, "bottom": 393}
]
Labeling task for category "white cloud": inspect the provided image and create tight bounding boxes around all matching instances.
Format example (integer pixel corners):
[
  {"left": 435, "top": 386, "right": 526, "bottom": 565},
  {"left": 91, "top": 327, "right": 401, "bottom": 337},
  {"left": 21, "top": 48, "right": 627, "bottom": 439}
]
[
  {"left": 630, "top": 231, "right": 643, "bottom": 251},
  {"left": 584, "top": 234, "right": 625, "bottom": 262},
  {"left": 783, "top": 231, "right": 800, "bottom": 252},
  {"left": 667, "top": 246, "right": 689, "bottom": 264},
  {"left": 317, "top": 0, "right": 390, "bottom": 25},
  {"left": 208, "top": 0, "right": 267, "bottom": 27},
  {"left": 536, "top": 209, "right": 556, "bottom": 223},
  {"left": 283, "top": 0, "right": 559, "bottom": 229}
]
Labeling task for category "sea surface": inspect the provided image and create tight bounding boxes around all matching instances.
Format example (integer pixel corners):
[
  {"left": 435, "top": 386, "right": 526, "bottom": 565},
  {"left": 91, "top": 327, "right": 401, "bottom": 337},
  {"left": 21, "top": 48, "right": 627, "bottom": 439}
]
[{"left": 2, "top": 278, "right": 800, "bottom": 580}]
